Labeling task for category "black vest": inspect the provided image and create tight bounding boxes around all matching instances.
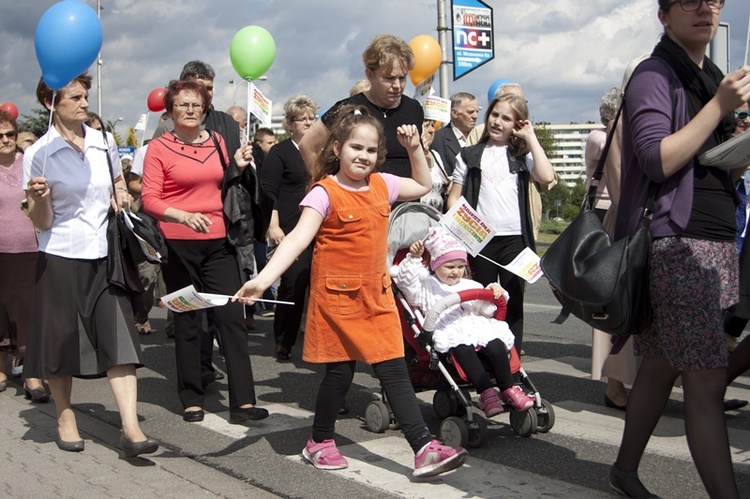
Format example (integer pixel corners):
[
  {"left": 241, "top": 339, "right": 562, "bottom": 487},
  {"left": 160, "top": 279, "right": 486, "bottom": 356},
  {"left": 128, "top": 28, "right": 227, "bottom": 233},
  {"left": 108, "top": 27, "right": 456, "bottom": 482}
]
[{"left": 460, "top": 141, "right": 535, "bottom": 252}]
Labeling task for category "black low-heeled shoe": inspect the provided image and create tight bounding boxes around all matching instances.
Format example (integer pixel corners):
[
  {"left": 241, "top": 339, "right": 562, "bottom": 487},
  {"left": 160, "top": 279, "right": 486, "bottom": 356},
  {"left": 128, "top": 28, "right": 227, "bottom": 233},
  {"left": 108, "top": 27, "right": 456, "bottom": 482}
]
[
  {"left": 24, "top": 385, "right": 50, "bottom": 403},
  {"left": 229, "top": 406, "right": 269, "bottom": 424},
  {"left": 120, "top": 433, "right": 159, "bottom": 458},
  {"left": 609, "top": 465, "right": 660, "bottom": 498},
  {"left": 182, "top": 409, "right": 205, "bottom": 422},
  {"left": 604, "top": 394, "right": 627, "bottom": 411},
  {"left": 56, "top": 430, "right": 84, "bottom": 452}
]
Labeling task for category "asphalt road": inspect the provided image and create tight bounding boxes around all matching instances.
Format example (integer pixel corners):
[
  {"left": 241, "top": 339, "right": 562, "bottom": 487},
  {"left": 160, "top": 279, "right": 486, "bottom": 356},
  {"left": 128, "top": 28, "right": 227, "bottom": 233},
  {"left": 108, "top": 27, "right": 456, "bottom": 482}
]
[{"left": 6, "top": 278, "right": 750, "bottom": 498}]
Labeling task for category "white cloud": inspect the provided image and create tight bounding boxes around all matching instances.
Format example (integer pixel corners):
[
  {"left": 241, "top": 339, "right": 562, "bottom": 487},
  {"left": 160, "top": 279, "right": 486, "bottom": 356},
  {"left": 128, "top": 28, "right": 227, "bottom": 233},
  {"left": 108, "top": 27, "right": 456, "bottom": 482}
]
[{"left": 1, "top": 0, "right": 747, "bottom": 133}]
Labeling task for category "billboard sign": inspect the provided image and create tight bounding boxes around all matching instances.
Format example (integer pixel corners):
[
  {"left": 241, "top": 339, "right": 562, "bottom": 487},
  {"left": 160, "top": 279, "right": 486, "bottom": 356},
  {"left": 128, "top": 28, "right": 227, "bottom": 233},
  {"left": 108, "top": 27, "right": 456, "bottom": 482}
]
[{"left": 452, "top": 0, "right": 494, "bottom": 80}]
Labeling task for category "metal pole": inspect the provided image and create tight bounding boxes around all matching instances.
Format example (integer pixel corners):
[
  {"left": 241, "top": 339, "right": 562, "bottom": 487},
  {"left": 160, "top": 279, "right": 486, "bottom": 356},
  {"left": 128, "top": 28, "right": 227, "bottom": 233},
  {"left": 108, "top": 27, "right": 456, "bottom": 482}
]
[
  {"left": 97, "top": 0, "right": 102, "bottom": 117},
  {"left": 437, "top": 0, "right": 450, "bottom": 99}
]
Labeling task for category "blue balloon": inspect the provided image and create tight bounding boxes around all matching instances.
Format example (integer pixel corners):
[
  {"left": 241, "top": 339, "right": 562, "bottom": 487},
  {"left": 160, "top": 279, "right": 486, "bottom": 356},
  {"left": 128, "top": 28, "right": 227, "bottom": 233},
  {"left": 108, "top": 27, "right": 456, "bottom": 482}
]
[
  {"left": 34, "top": 0, "right": 103, "bottom": 90},
  {"left": 487, "top": 78, "right": 512, "bottom": 103}
]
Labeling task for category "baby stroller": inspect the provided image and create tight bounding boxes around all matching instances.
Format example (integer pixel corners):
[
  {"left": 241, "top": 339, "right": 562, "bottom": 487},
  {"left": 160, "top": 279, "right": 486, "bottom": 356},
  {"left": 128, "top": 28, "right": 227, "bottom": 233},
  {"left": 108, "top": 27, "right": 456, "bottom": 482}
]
[{"left": 364, "top": 203, "right": 555, "bottom": 448}]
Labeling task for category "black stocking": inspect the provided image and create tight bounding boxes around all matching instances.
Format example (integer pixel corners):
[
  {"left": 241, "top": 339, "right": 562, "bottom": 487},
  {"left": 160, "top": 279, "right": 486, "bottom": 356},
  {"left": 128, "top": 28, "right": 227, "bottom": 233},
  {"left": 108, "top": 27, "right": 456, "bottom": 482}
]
[
  {"left": 682, "top": 368, "right": 739, "bottom": 499},
  {"left": 614, "top": 354, "right": 678, "bottom": 496}
]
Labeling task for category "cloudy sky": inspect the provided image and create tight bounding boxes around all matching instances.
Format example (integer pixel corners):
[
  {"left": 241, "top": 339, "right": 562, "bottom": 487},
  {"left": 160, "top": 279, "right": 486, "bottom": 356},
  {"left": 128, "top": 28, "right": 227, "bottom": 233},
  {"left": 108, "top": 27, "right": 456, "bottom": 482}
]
[{"left": 1, "top": 0, "right": 748, "bottom": 136}]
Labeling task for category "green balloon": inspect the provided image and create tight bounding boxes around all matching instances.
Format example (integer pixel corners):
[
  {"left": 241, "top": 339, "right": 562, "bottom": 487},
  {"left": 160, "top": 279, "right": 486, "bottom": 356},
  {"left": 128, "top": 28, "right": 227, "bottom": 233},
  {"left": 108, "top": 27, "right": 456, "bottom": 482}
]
[{"left": 230, "top": 26, "right": 276, "bottom": 81}]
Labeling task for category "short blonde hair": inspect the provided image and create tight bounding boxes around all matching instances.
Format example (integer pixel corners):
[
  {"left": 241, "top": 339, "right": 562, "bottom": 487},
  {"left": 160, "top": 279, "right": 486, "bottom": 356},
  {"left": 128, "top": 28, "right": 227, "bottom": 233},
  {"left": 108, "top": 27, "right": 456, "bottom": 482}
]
[
  {"left": 282, "top": 94, "right": 317, "bottom": 133},
  {"left": 362, "top": 34, "right": 415, "bottom": 73}
]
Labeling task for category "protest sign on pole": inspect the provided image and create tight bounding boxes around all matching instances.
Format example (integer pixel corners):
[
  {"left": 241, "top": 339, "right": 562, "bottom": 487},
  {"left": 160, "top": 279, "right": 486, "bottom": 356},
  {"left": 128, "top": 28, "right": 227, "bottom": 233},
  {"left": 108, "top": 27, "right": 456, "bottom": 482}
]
[{"left": 441, "top": 197, "right": 542, "bottom": 283}]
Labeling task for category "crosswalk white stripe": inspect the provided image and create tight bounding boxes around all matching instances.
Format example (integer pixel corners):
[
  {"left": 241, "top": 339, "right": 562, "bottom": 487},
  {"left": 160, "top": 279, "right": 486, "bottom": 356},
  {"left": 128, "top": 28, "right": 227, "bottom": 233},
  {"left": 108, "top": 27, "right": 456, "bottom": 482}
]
[{"left": 288, "top": 436, "right": 605, "bottom": 498}]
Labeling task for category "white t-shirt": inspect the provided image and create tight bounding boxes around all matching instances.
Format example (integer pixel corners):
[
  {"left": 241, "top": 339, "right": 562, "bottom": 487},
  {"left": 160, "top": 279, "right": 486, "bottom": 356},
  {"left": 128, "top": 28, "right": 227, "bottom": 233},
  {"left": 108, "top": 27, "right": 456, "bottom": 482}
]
[
  {"left": 130, "top": 143, "right": 148, "bottom": 177},
  {"left": 23, "top": 124, "right": 122, "bottom": 259},
  {"left": 452, "top": 144, "right": 534, "bottom": 235}
]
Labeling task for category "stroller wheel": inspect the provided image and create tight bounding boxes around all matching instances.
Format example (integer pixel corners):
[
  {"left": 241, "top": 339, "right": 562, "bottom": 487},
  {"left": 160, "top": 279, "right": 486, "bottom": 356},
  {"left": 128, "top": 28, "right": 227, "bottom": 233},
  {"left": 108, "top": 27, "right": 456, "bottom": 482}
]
[
  {"left": 365, "top": 400, "right": 391, "bottom": 433},
  {"left": 535, "top": 399, "right": 556, "bottom": 433},
  {"left": 509, "top": 409, "right": 538, "bottom": 438},
  {"left": 464, "top": 415, "right": 488, "bottom": 448},
  {"left": 433, "top": 390, "right": 458, "bottom": 419},
  {"left": 439, "top": 416, "right": 468, "bottom": 448}
]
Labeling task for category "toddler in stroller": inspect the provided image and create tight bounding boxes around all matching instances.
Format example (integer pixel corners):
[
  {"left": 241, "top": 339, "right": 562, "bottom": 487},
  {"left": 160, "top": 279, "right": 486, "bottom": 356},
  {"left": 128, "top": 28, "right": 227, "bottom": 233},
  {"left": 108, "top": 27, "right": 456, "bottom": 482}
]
[{"left": 392, "top": 226, "right": 534, "bottom": 417}]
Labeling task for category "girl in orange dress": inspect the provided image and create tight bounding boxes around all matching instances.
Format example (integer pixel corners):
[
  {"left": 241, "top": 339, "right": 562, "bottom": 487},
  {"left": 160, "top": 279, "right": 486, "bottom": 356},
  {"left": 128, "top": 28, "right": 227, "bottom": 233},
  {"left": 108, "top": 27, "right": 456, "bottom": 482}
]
[{"left": 235, "top": 105, "right": 469, "bottom": 478}]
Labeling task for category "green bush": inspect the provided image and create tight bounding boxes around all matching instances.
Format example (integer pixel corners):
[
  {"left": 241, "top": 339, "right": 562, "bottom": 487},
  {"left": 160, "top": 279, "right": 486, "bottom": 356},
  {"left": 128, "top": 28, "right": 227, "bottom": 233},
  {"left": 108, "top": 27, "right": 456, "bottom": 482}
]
[{"left": 539, "top": 219, "right": 568, "bottom": 234}]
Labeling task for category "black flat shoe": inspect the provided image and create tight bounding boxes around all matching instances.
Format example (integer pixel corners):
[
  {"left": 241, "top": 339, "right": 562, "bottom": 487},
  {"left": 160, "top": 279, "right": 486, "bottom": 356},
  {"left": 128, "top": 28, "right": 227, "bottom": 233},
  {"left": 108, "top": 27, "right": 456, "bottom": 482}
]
[
  {"left": 120, "top": 433, "right": 159, "bottom": 458},
  {"left": 609, "top": 465, "right": 659, "bottom": 498},
  {"left": 24, "top": 385, "right": 50, "bottom": 403},
  {"left": 275, "top": 350, "right": 292, "bottom": 361},
  {"left": 724, "top": 399, "right": 748, "bottom": 411},
  {"left": 182, "top": 409, "right": 205, "bottom": 422},
  {"left": 339, "top": 402, "right": 350, "bottom": 415},
  {"left": 605, "top": 394, "right": 627, "bottom": 411},
  {"left": 56, "top": 431, "right": 84, "bottom": 452},
  {"left": 229, "top": 406, "right": 269, "bottom": 424}
]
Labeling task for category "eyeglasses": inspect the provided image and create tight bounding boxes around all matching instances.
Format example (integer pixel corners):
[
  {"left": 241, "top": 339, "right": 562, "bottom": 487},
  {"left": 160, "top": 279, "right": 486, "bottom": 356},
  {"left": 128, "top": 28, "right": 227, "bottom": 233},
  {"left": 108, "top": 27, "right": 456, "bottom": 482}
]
[
  {"left": 175, "top": 103, "right": 204, "bottom": 111},
  {"left": 292, "top": 116, "right": 315, "bottom": 123},
  {"left": 0, "top": 131, "right": 16, "bottom": 139},
  {"left": 670, "top": 0, "right": 724, "bottom": 12},
  {"left": 734, "top": 110, "right": 750, "bottom": 121}
]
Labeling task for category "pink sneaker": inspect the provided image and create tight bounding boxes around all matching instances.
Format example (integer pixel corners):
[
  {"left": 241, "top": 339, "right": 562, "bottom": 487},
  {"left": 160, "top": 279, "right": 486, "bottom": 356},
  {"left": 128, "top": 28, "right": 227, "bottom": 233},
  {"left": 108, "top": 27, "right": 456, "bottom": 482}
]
[
  {"left": 501, "top": 385, "right": 534, "bottom": 411},
  {"left": 413, "top": 440, "right": 468, "bottom": 477},
  {"left": 301, "top": 437, "right": 348, "bottom": 470},
  {"left": 479, "top": 388, "right": 504, "bottom": 417}
]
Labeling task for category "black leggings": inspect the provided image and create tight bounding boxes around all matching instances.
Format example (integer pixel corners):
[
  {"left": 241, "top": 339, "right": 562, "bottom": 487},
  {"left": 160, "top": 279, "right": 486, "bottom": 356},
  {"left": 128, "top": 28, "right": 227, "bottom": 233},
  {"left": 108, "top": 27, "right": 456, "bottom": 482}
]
[
  {"left": 312, "top": 358, "right": 433, "bottom": 453},
  {"left": 451, "top": 339, "right": 515, "bottom": 393}
]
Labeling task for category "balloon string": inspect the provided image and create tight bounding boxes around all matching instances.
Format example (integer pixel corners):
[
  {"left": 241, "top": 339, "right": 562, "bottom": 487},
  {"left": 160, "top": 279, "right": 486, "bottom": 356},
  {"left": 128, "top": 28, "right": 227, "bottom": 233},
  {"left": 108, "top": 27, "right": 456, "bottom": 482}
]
[{"left": 41, "top": 91, "right": 56, "bottom": 179}]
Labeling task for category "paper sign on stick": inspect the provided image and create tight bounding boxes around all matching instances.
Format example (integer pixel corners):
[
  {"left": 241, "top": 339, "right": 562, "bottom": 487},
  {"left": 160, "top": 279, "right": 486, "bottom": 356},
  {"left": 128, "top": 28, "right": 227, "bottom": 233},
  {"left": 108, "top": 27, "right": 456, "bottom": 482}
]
[
  {"left": 161, "top": 284, "right": 294, "bottom": 313},
  {"left": 440, "top": 196, "right": 494, "bottom": 256},
  {"left": 249, "top": 82, "right": 272, "bottom": 126},
  {"left": 440, "top": 197, "right": 543, "bottom": 283}
]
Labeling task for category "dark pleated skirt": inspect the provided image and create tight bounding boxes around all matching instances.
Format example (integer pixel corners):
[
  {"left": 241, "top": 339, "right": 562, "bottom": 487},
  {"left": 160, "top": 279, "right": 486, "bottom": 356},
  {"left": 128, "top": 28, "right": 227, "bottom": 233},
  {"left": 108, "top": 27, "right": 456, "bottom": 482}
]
[
  {"left": 24, "top": 252, "right": 144, "bottom": 379},
  {"left": 0, "top": 252, "right": 37, "bottom": 358}
]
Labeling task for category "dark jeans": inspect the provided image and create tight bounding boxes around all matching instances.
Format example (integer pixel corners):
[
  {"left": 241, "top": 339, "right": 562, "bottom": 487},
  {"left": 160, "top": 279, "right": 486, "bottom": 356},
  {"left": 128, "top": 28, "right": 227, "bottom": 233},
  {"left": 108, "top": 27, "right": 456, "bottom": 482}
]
[
  {"left": 471, "top": 235, "right": 527, "bottom": 351},
  {"left": 161, "top": 238, "right": 257, "bottom": 410},
  {"left": 312, "top": 358, "right": 432, "bottom": 453}
]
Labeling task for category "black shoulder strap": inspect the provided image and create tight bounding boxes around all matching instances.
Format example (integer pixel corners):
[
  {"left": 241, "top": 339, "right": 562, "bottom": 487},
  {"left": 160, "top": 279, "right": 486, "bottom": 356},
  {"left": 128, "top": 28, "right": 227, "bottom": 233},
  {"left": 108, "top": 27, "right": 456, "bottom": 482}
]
[
  {"left": 585, "top": 57, "right": 675, "bottom": 212},
  {"left": 208, "top": 130, "right": 228, "bottom": 171},
  {"left": 101, "top": 130, "right": 119, "bottom": 198}
]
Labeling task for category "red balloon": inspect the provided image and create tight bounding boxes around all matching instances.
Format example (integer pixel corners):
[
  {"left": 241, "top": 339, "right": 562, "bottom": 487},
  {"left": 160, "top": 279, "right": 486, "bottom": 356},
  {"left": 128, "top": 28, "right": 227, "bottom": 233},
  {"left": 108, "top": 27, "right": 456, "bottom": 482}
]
[
  {"left": 0, "top": 102, "right": 19, "bottom": 120},
  {"left": 147, "top": 88, "right": 166, "bottom": 112}
]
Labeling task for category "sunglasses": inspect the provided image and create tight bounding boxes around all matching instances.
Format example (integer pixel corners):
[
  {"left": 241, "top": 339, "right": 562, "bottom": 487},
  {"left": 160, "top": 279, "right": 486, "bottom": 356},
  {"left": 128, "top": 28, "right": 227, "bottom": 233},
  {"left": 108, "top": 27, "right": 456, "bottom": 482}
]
[
  {"left": 0, "top": 131, "right": 16, "bottom": 139},
  {"left": 734, "top": 110, "right": 750, "bottom": 121}
]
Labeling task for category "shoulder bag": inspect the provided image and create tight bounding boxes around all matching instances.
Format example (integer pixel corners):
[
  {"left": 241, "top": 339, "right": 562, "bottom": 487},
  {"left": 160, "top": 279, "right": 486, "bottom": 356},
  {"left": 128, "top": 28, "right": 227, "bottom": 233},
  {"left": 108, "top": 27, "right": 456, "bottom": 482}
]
[
  {"left": 539, "top": 90, "right": 658, "bottom": 337},
  {"left": 102, "top": 131, "right": 145, "bottom": 294}
]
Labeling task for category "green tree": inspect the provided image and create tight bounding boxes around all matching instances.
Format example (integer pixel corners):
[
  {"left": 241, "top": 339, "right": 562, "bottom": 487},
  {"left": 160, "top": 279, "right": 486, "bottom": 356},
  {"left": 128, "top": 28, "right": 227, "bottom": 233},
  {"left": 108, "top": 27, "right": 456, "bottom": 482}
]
[
  {"left": 18, "top": 108, "right": 50, "bottom": 137},
  {"left": 125, "top": 127, "right": 138, "bottom": 147},
  {"left": 533, "top": 123, "right": 556, "bottom": 159},
  {"left": 541, "top": 180, "right": 569, "bottom": 220}
]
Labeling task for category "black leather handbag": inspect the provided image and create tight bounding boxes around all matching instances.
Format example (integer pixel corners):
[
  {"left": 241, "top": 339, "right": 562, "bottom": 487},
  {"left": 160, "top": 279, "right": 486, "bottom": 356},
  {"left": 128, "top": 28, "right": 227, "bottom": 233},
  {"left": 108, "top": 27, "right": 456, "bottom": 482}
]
[{"left": 540, "top": 98, "right": 658, "bottom": 337}]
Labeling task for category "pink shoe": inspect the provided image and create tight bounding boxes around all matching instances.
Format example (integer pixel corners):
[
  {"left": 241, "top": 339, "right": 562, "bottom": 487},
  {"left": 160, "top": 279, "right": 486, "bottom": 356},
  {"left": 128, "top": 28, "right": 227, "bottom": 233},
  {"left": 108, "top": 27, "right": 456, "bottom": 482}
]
[
  {"left": 413, "top": 439, "right": 468, "bottom": 477},
  {"left": 479, "top": 388, "right": 504, "bottom": 417},
  {"left": 501, "top": 385, "right": 534, "bottom": 411},
  {"left": 301, "top": 437, "right": 348, "bottom": 470}
]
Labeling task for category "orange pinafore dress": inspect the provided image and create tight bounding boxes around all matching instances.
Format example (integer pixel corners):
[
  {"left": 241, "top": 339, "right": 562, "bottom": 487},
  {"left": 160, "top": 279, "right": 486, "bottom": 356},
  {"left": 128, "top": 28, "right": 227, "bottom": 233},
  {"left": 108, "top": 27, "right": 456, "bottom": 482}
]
[{"left": 302, "top": 174, "right": 403, "bottom": 364}]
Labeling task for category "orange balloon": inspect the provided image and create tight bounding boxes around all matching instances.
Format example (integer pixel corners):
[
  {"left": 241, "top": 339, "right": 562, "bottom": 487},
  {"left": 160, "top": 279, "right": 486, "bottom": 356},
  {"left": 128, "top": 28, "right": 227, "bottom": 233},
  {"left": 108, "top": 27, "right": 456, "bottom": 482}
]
[{"left": 408, "top": 35, "right": 442, "bottom": 86}]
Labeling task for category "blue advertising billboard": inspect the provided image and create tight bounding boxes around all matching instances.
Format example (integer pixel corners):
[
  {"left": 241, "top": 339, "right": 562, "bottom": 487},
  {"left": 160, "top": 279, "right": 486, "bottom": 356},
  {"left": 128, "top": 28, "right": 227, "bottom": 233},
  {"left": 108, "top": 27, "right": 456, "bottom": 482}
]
[{"left": 451, "top": 0, "right": 494, "bottom": 80}]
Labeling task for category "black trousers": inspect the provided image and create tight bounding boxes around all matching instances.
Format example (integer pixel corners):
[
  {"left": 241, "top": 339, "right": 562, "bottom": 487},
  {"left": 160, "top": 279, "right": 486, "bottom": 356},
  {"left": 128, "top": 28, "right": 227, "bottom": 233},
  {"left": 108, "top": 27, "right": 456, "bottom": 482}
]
[
  {"left": 312, "top": 358, "right": 433, "bottom": 453},
  {"left": 273, "top": 245, "right": 312, "bottom": 351},
  {"left": 161, "top": 238, "right": 257, "bottom": 410},
  {"left": 471, "top": 235, "right": 527, "bottom": 351},
  {"left": 451, "top": 339, "right": 515, "bottom": 393}
]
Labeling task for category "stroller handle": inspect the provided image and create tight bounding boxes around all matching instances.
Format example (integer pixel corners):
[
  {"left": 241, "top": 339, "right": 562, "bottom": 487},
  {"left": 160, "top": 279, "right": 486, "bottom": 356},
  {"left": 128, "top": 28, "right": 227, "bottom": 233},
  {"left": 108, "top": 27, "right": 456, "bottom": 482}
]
[{"left": 422, "top": 289, "right": 507, "bottom": 334}]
